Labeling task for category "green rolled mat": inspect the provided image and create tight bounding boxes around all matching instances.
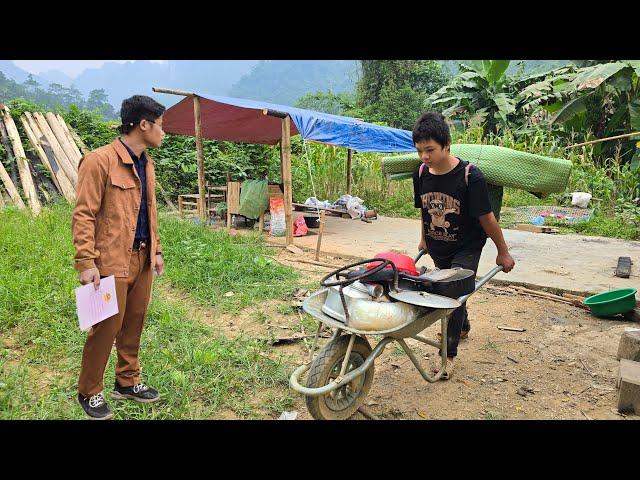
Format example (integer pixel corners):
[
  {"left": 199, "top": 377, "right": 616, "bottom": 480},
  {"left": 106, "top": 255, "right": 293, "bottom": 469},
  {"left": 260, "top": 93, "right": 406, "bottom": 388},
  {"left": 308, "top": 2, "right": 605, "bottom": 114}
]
[{"left": 381, "top": 144, "right": 572, "bottom": 194}]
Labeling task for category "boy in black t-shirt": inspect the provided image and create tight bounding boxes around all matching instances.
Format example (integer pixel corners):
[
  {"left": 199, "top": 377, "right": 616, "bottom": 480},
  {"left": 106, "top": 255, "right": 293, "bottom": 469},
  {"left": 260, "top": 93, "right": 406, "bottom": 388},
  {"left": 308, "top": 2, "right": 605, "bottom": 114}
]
[{"left": 412, "top": 112, "right": 515, "bottom": 379}]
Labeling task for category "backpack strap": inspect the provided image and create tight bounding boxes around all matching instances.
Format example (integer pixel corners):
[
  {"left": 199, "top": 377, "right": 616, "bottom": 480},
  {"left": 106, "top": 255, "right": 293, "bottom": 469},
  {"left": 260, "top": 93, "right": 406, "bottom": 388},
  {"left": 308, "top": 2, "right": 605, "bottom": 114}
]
[
  {"left": 465, "top": 163, "right": 473, "bottom": 186},
  {"left": 419, "top": 161, "right": 474, "bottom": 186}
]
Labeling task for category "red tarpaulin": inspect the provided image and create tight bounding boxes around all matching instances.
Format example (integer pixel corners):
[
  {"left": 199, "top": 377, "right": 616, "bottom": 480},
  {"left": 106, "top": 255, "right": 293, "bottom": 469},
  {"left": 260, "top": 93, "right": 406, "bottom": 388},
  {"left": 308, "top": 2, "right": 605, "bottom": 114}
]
[{"left": 163, "top": 95, "right": 300, "bottom": 145}]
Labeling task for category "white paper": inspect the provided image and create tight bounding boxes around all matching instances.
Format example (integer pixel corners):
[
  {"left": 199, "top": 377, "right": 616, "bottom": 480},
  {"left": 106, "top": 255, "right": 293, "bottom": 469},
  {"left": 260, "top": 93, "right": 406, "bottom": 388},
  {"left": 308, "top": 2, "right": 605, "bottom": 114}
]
[{"left": 75, "top": 275, "right": 119, "bottom": 332}]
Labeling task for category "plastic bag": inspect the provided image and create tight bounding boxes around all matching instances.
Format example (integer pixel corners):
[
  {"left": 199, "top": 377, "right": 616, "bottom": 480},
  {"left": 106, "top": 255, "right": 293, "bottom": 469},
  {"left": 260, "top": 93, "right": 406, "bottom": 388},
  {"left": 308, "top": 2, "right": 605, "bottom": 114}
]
[
  {"left": 571, "top": 192, "right": 592, "bottom": 208},
  {"left": 238, "top": 179, "right": 269, "bottom": 219},
  {"left": 347, "top": 299, "right": 419, "bottom": 331},
  {"left": 346, "top": 196, "right": 367, "bottom": 219},
  {"left": 269, "top": 197, "right": 286, "bottom": 236},
  {"left": 293, "top": 216, "right": 308, "bottom": 237}
]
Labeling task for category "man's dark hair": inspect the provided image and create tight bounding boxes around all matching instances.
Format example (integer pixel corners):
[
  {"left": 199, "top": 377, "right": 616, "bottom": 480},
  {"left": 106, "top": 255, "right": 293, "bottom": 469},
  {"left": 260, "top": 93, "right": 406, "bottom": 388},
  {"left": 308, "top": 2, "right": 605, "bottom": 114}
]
[
  {"left": 119, "top": 95, "right": 166, "bottom": 134},
  {"left": 412, "top": 111, "right": 451, "bottom": 147}
]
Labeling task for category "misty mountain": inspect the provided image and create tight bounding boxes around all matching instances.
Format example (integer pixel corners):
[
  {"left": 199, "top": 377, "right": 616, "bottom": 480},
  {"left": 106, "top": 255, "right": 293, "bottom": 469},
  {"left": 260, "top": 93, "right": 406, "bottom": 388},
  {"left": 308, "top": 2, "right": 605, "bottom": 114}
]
[
  {"left": 229, "top": 60, "right": 359, "bottom": 106},
  {"left": 70, "top": 60, "right": 260, "bottom": 109},
  {"left": 38, "top": 69, "right": 74, "bottom": 86},
  {"left": 0, "top": 60, "right": 50, "bottom": 86}
]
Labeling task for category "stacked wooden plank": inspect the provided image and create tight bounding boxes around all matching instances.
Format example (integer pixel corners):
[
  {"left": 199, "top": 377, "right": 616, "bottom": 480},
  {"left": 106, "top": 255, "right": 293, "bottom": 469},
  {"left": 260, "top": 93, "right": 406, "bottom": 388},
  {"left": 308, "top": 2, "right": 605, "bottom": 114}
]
[{"left": 0, "top": 105, "right": 88, "bottom": 215}]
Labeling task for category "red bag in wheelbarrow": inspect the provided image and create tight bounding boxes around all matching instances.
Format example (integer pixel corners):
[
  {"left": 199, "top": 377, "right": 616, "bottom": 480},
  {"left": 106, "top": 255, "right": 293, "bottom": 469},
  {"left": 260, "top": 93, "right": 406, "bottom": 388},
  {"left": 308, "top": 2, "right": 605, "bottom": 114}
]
[{"left": 365, "top": 252, "right": 419, "bottom": 276}]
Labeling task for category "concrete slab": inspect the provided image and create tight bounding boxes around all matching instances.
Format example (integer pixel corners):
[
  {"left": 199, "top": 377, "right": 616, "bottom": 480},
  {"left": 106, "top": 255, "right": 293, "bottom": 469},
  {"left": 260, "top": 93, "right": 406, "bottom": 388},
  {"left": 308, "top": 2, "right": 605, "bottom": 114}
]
[{"left": 268, "top": 213, "right": 640, "bottom": 296}]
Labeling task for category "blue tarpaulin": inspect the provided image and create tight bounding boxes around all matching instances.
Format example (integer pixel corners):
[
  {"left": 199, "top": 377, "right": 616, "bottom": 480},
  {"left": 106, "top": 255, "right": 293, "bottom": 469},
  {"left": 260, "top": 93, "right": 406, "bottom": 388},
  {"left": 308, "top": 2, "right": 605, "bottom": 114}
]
[{"left": 162, "top": 92, "right": 416, "bottom": 153}]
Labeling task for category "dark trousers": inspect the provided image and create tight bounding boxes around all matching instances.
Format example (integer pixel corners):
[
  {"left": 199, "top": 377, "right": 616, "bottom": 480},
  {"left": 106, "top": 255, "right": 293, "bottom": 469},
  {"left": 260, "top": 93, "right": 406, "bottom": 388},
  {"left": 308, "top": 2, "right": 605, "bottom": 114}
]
[{"left": 432, "top": 248, "right": 483, "bottom": 358}]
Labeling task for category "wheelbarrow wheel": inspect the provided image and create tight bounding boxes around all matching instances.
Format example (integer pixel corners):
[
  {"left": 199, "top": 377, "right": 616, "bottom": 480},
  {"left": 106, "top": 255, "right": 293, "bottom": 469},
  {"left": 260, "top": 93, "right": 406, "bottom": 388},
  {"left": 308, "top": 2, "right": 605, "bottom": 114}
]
[{"left": 305, "top": 334, "right": 374, "bottom": 420}]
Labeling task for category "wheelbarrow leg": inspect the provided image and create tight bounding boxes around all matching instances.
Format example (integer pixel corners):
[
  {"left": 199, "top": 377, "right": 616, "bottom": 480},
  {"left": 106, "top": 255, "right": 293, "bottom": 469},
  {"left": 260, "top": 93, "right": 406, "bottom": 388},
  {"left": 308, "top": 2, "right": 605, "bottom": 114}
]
[
  {"left": 306, "top": 322, "right": 325, "bottom": 363},
  {"left": 396, "top": 315, "right": 449, "bottom": 383}
]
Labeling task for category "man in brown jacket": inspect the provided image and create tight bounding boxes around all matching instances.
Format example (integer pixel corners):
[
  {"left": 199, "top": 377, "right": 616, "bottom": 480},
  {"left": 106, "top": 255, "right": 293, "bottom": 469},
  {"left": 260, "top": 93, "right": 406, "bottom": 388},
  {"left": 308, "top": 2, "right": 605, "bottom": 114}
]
[{"left": 73, "top": 95, "right": 166, "bottom": 419}]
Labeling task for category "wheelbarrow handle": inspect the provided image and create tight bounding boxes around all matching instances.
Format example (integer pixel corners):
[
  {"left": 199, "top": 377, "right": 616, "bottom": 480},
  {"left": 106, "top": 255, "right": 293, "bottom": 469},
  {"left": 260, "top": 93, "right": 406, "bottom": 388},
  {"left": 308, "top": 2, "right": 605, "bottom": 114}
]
[
  {"left": 457, "top": 265, "right": 504, "bottom": 304},
  {"left": 414, "top": 249, "right": 428, "bottom": 264}
]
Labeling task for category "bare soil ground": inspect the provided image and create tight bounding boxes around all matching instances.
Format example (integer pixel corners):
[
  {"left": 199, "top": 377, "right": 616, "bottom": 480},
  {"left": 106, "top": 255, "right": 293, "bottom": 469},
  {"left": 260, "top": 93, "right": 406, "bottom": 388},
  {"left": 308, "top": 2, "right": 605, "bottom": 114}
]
[{"left": 162, "top": 245, "right": 639, "bottom": 420}]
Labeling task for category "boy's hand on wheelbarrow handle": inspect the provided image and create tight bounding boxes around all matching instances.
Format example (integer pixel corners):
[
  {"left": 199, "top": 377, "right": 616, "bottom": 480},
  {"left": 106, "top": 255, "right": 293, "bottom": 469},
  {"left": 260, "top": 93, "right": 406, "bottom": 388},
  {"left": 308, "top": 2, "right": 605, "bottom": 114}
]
[{"left": 496, "top": 251, "right": 515, "bottom": 273}]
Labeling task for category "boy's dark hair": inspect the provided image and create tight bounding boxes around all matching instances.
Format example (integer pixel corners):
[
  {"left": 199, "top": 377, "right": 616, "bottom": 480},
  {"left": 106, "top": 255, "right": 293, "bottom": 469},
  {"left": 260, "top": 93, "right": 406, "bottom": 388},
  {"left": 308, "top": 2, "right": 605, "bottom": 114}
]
[
  {"left": 412, "top": 111, "right": 451, "bottom": 147},
  {"left": 119, "top": 95, "right": 166, "bottom": 134}
]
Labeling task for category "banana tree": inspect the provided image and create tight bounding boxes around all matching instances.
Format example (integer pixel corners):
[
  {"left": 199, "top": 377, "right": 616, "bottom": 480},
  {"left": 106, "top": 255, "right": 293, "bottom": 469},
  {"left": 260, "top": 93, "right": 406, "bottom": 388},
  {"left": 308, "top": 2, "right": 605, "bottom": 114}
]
[
  {"left": 541, "top": 61, "right": 640, "bottom": 168},
  {"left": 426, "top": 60, "right": 515, "bottom": 137}
]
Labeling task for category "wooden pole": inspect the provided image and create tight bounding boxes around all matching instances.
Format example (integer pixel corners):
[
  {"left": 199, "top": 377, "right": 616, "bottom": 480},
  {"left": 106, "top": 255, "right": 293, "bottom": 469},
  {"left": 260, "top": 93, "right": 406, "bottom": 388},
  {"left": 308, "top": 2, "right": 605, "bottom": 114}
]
[
  {"left": 193, "top": 95, "right": 206, "bottom": 221},
  {"left": 45, "top": 112, "right": 80, "bottom": 168},
  {"left": 21, "top": 114, "right": 76, "bottom": 203},
  {"left": 281, "top": 116, "right": 294, "bottom": 245},
  {"left": 566, "top": 131, "right": 640, "bottom": 149},
  {"left": 25, "top": 113, "right": 75, "bottom": 195},
  {"left": 20, "top": 115, "right": 61, "bottom": 193},
  {"left": 55, "top": 113, "right": 83, "bottom": 160},
  {"left": 65, "top": 123, "right": 90, "bottom": 155},
  {"left": 314, "top": 210, "right": 326, "bottom": 261},
  {"left": 31, "top": 112, "right": 78, "bottom": 186},
  {"left": 0, "top": 153, "right": 24, "bottom": 208},
  {"left": 0, "top": 105, "right": 41, "bottom": 215},
  {"left": 0, "top": 118, "right": 21, "bottom": 194},
  {"left": 152, "top": 87, "right": 195, "bottom": 97},
  {"left": 46, "top": 112, "right": 80, "bottom": 167},
  {"left": 346, "top": 148, "right": 353, "bottom": 195}
]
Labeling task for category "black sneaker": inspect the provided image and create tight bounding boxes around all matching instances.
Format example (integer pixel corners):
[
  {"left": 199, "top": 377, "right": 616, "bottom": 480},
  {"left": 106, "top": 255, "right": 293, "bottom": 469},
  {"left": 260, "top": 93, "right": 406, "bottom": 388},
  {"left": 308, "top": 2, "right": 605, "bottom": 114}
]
[
  {"left": 112, "top": 382, "right": 160, "bottom": 403},
  {"left": 78, "top": 392, "right": 113, "bottom": 420}
]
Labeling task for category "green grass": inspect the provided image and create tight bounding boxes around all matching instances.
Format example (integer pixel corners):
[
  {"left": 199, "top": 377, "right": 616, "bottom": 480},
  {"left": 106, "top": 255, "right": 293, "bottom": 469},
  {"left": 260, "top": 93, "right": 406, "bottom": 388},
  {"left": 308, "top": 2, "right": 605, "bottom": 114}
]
[
  {"left": 501, "top": 188, "right": 549, "bottom": 208},
  {"left": 158, "top": 214, "right": 299, "bottom": 313},
  {"left": 0, "top": 202, "right": 301, "bottom": 419},
  {"left": 545, "top": 215, "right": 640, "bottom": 240}
]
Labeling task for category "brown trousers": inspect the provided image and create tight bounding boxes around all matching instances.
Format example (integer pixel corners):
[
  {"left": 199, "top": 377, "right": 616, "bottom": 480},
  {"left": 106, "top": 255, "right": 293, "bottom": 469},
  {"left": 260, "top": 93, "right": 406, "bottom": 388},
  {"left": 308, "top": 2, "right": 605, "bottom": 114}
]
[{"left": 78, "top": 247, "right": 153, "bottom": 397}]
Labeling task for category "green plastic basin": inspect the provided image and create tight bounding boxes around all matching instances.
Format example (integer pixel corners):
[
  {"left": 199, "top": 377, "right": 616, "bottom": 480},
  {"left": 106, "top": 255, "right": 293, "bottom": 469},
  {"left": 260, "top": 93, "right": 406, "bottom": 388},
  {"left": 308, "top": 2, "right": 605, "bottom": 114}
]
[{"left": 583, "top": 288, "right": 637, "bottom": 317}]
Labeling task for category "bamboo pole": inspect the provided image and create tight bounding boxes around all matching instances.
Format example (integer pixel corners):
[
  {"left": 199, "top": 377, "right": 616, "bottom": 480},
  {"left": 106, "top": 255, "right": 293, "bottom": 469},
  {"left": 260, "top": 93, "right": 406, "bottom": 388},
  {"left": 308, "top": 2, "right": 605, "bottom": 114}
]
[
  {"left": 25, "top": 113, "right": 74, "bottom": 190},
  {"left": 193, "top": 95, "right": 206, "bottom": 221},
  {"left": 0, "top": 118, "right": 19, "bottom": 187},
  {"left": 21, "top": 114, "right": 76, "bottom": 203},
  {"left": 65, "top": 123, "right": 90, "bottom": 155},
  {"left": 152, "top": 87, "right": 194, "bottom": 97},
  {"left": 346, "top": 148, "right": 353, "bottom": 195},
  {"left": 565, "top": 131, "right": 640, "bottom": 149},
  {"left": 20, "top": 115, "right": 61, "bottom": 193},
  {"left": 55, "top": 113, "right": 83, "bottom": 159},
  {"left": 0, "top": 158, "right": 24, "bottom": 208},
  {"left": 31, "top": 112, "right": 78, "bottom": 185},
  {"left": 314, "top": 210, "right": 326, "bottom": 261},
  {"left": 45, "top": 112, "right": 80, "bottom": 168},
  {"left": 281, "top": 116, "right": 294, "bottom": 245},
  {"left": 0, "top": 105, "right": 41, "bottom": 215}
]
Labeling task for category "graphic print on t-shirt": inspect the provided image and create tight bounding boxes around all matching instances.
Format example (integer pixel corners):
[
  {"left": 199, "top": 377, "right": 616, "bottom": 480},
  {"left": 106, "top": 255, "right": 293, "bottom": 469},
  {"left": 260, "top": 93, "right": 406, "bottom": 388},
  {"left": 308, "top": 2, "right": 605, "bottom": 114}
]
[{"left": 421, "top": 192, "right": 460, "bottom": 241}]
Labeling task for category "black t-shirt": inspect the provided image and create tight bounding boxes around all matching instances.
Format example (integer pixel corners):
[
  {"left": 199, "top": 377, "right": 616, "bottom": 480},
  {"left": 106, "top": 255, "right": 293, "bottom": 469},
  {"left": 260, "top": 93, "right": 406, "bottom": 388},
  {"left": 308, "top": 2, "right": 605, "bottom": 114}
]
[{"left": 413, "top": 158, "right": 492, "bottom": 260}]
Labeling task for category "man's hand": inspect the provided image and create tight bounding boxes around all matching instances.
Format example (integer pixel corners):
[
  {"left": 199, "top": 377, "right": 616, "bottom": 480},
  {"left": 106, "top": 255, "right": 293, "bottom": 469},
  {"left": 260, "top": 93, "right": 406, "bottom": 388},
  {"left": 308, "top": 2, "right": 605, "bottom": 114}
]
[
  {"left": 154, "top": 254, "right": 164, "bottom": 276},
  {"left": 79, "top": 267, "right": 101, "bottom": 290},
  {"left": 496, "top": 251, "right": 515, "bottom": 273}
]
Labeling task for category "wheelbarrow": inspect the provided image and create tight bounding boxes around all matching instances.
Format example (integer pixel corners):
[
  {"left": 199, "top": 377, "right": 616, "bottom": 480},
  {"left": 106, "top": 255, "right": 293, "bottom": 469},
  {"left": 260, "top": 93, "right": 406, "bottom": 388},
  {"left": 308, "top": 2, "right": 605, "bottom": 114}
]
[{"left": 289, "top": 250, "right": 504, "bottom": 420}]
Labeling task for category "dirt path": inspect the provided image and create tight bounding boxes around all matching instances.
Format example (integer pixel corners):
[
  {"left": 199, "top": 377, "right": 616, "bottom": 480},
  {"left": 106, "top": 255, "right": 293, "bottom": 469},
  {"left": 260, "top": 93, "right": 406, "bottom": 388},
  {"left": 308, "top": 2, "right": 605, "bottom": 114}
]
[{"left": 159, "top": 246, "right": 639, "bottom": 420}]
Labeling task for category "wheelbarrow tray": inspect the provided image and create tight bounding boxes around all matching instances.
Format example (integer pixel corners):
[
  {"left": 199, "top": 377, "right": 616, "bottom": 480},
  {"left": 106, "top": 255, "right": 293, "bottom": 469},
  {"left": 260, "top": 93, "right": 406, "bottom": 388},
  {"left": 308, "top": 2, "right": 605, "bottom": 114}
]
[{"left": 303, "top": 288, "right": 455, "bottom": 339}]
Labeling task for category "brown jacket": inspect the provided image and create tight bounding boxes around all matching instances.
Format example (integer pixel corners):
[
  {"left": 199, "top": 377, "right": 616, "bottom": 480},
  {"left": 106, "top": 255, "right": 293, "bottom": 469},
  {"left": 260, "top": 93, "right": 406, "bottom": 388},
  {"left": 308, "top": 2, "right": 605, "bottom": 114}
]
[{"left": 72, "top": 139, "right": 162, "bottom": 277}]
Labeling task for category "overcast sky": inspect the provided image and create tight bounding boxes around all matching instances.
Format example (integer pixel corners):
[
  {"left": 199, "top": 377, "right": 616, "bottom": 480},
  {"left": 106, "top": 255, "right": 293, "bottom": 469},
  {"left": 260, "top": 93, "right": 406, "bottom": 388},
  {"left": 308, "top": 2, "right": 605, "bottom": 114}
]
[{"left": 11, "top": 60, "right": 167, "bottom": 78}]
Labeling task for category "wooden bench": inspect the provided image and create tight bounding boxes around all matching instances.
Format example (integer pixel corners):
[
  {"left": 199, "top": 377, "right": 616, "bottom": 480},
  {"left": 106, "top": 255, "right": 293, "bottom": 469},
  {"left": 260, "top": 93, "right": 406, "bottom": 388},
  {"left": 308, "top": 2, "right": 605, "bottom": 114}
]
[{"left": 178, "top": 186, "right": 227, "bottom": 215}]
